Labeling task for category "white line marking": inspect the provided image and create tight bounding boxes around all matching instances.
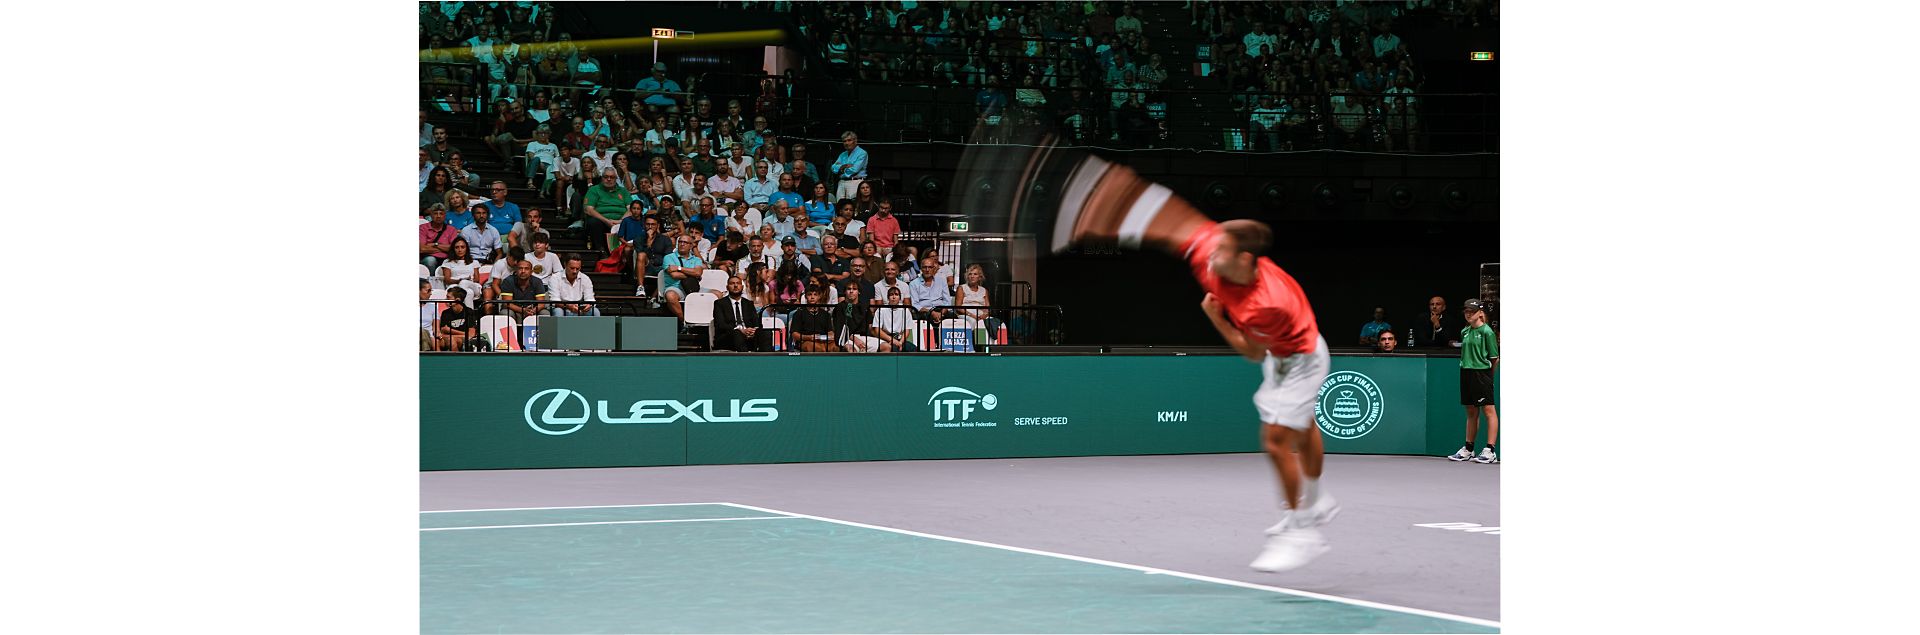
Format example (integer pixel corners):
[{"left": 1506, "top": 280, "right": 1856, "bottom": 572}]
[
  {"left": 717, "top": 502, "right": 1501, "bottom": 629},
  {"left": 419, "top": 502, "right": 735, "bottom": 514},
  {"left": 1414, "top": 522, "right": 1503, "bottom": 535},
  {"left": 421, "top": 516, "right": 803, "bottom": 532}
]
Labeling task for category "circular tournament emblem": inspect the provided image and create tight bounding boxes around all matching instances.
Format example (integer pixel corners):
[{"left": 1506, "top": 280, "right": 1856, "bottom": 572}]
[{"left": 1316, "top": 371, "right": 1384, "bottom": 439}]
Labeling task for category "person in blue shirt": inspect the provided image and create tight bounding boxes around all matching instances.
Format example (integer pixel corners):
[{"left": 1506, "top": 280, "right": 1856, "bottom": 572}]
[
  {"left": 768, "top": 200, "right": 798, "bottom": 238},
  {"left": 476, "top": 180, "right": 522, "bottom": 236},
  {"left": 1358, "top": 307, "right": 1392, "bottom": 346},
  {"left": 974, "top": 77, "right": 1008, "bottom": 123},
  {"left": 770, "top": 173, "right": 805, "bottom": 211},
  {"left": 661, "top": 233, "right": 706, "bottom": 327},
  {"left": 634, "top": 62, "right": 684, "bottom": 112},
  {"left": 803, "top": 182, "right": 835, "bottom": 225},
  {"left": 694, "top": 197, "right": 727, "bottom": 240},
  {"left": 444, "top": 189, "right": 476, "bottom": 229},
  {"left": 830, "top": 131, "right": 869, "bottom": 202},
  {"left": 792, "top": 215, "right": 823, "bottom": 258}
]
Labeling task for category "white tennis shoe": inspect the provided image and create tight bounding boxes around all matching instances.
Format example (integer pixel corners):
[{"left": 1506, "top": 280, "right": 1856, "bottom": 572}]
[
  {"left": 1474, "top": 448, "right": 1498, "bottom": 464},
  {"left": 1299, "top": 492, "right": 1340, "bottom": 527},
  {"left": 1263, "top": 491, "right": 1341, "bottom": 535},
  {"left": 1250, "top": 524, "right": 1330, "bottom": 573},
  {"left": 1446, "top": 446, "right": 1475, "bottom": 462}
]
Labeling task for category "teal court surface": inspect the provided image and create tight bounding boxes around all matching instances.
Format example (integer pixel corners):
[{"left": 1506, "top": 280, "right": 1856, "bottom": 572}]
[{"left": 421, "top": 502, "right": 1499, "bottom": 634}]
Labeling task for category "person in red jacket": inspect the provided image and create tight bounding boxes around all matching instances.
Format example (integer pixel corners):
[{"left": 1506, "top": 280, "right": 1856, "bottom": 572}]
[{"left": 1056, "top": 156, "right": 1338, "bottom": 573}]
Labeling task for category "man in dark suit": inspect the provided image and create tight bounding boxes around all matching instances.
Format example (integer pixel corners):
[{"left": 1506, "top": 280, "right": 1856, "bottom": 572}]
[
  {"left": 1415, "top": 295, "right": 1464, "bottom": 348},
  {"left": 712, "top": 274, "right": 770, "bottom": 352}
]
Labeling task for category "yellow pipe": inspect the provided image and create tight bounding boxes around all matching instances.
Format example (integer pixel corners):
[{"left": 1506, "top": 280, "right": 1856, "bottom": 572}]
[{"left": 421, "top": 29, "right": 785, "bottom": 62}]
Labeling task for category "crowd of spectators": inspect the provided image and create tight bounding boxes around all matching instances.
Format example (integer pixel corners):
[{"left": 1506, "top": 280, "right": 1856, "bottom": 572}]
[
  {"left": 1342, "top": 295, "right": 1471, "bottom": 356},
  {"left": 1204, "top": 0, "right": 1482, "bottom": 152},
  {"left": 766, "top": 1, "right": 1487, "bottom": 152},
  {"left": 769, "top": 1, "right": 1171, "bottom": 146},
  {"left": 420, "top": 3, "right": 993, "bottom": 350}
]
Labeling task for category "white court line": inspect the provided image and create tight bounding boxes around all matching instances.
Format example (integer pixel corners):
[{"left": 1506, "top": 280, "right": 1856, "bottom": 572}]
[
  {"left": 420, "top": 502, "right": 735, "bottom": 514},
  {"left": 421, "top": 516, "right": 803, "bottom": 532},
  {"left": 717, "top": 502, "right": 1501, "bottom": 630}
]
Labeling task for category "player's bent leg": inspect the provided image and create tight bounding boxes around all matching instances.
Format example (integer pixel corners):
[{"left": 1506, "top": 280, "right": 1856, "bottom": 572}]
[
  {"left": 1251, "top": 421, "right": 1329, "bottom": 573},
  {"left": 1257, "top": 340, "right": 1337, "bottom": 529},
  {"left": 1261, "top": 424, "right": 1306, "bottom": 512}
]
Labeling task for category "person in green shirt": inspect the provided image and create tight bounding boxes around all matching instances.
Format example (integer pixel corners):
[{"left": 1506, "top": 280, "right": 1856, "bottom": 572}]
[
  {"left": 1447, "top": 299, "right": 1501, "bottom": 464},
  {"left": 582, "top": 167, "right": 631, "bottom": 247}
]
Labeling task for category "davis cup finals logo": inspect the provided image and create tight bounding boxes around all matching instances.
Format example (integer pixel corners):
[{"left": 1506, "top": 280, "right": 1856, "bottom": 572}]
[{"left": 1316, "top": 371, "right": 1384, "bottom": 439}]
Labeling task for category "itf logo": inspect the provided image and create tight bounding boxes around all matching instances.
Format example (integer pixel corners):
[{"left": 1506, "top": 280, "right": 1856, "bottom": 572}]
[
  {"left": 1315, "top": 371, "right": 1384, "bottom": 439},
  {"left": 928, "top": 386, "right": 998, "bottom": 426},
  {"left": 523, "top": 388, "right": 779, "bottom": 436}
]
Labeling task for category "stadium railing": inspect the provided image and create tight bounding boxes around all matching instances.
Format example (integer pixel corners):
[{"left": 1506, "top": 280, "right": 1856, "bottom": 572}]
[
  {"left": 761, "top": 303, "right": 1064, "bottom": 353},
  {"left": 422, "top": 300, "right": 1064, "bottom": 352}
]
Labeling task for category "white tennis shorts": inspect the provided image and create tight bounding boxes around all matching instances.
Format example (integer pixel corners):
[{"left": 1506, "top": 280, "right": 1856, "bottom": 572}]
[{"left": 1254, "top": 335, "right": 1330, "bottom": 430}]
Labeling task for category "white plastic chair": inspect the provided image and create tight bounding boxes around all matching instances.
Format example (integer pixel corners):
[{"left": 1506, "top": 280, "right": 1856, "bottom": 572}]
[
  {"left": 479, "top": 315, "right": 521, "bottom": 352},
  {"left": 419, "top": 264, "right": 444, "bottom": 291},
  {"left": 699, "top": 269, "right": 731, "bottom": 294},
  {"left": 683, "top": 292, "right": 718, "bottom": 349}
]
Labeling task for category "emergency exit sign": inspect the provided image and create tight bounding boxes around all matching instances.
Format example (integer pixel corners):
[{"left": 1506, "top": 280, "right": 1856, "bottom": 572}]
[
  {"left": 652, "top": 28, "right": 676, "bottom": 38},
  {"left": 949, "top": 221, "right": 970, "bottom": 232},
  {"left": 1470, "top": 51, "right": 1494, "bottom": 61}
]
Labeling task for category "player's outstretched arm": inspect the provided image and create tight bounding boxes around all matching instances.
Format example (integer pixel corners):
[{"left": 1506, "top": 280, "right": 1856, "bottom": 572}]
[{"left": 1055, "top": 156, "right": 1216, "bottom": 256}]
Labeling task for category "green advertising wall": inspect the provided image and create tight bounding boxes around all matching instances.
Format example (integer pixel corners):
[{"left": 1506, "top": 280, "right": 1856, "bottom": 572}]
[{"left": 421, "top": 354, "right": 1493, "bottom": 471}]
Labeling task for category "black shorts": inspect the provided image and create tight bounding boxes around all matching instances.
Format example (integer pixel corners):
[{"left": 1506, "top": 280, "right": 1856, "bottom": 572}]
[{"left": 1461, "top": 368, "right": 1496, "bottom": 406}]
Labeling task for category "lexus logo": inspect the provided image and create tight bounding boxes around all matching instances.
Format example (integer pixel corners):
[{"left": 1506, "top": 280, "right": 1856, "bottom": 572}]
[
  {"left": 523, "top": 389, "right": 781, "bottom": 436},
  {"left": 524, "top": 388, "right": 590, "bottom": 435}
]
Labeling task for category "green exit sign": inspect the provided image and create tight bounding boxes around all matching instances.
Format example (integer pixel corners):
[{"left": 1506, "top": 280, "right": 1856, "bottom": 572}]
[
  {"left": 1470, "top": 52, "right": 1494, "bottom": 61},
  {"left": 949, "top": 221, "right": 970, "bottom": 232}
]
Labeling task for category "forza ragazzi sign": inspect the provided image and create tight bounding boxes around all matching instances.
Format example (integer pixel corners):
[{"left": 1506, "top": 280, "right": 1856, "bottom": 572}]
[{"left": 523, "top": 388, "right": 778, "bottom": 435}]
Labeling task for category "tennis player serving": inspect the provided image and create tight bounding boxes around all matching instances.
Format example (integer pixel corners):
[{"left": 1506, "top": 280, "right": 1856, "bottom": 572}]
[{"left": 1054, "top": 156, "right": 1339, "bottom": 572}]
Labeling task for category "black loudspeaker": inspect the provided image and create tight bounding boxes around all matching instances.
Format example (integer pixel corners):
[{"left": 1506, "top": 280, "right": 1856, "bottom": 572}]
[
  {"left": 1312, "top": 181, "right": 1340, "bottom": 212},
  {"left": 1443, "top": 182, "right": 1471, "bottom": 212},
  {"left": 1259, "top": 181, "right": 1287, "bottom": 211},
  {"left": 1202, "top": 181, "right": 1233, "bottom": 211},
  {"left": 1389, "top": 184, "right": 1416, "bottom": 211},
  {"left": 916, "top": 174, "right": 946, "bottom": 208}
]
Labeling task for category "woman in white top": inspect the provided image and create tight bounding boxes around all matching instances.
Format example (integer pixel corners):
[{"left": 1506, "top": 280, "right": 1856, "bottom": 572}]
[
  {"left": 870, "top": 286, "right": 915, "bottom": 352},
  {"left": 523, "top": 124, "right": 559, "bottom": 190},
  {"left": 548, "top": 146, "right": 581, "bottom": 209},
  {"left": 958, "top": 264, "right": 991, "bottom": 325},
  {"left": 437, "top": 237, "right": 486, "bottom": 308},
  {"left": 643, "top": 117, "right": 672, "bottom": 159}
]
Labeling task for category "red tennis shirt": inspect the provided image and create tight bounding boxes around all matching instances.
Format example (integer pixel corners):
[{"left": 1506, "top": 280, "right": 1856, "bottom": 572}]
[{"left": 1184, "top": 223, "right": 1321, "bottom": 358}]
